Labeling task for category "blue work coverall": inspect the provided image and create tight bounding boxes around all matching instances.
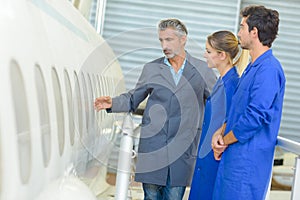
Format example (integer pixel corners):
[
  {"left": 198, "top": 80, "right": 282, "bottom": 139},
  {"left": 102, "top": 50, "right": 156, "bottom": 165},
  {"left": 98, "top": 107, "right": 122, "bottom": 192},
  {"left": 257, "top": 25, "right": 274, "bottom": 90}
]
[
  {"left": 213, "top": 49, "right": 286, "bottom": 200},
  {"left": 189, "top": 67, "right": 239, "bottom": 200}
]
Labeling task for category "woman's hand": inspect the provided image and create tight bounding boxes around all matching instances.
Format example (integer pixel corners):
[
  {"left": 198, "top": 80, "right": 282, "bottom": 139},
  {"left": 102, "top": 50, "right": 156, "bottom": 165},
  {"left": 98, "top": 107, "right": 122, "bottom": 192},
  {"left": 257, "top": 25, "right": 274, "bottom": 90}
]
[{"left": 211, "top": 124, "right": 228, "bottom": 160}]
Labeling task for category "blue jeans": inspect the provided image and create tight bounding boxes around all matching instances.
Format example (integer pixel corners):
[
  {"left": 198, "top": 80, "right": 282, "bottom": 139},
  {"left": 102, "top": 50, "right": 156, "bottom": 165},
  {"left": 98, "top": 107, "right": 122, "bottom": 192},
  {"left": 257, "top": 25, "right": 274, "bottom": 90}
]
[{"left": 142, "top": 175, "right": 186, "bottom": 200}]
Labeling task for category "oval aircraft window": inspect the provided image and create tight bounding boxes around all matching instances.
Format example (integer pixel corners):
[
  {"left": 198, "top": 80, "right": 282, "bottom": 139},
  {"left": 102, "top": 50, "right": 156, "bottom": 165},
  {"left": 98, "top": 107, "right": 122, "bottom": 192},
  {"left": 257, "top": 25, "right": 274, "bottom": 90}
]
[
  {"left": 99, "top": 75, "right": 106, "bottom": 121},
  {"left": 96, "top": 75, "right": 102, "bottom": 122},
  {"left": 80, "top": 72, "right": 88, "bottom": 136},
  {"left": 35, "top": 65, "right": 51, "bottom": 167},
  {"left": 10, "top": 60, "right": 31, "bottom": 184},
  {"left": 87, "top": 74, "right": 95, "bottom": 134},
  {"left": 74, "top": 72, "right": 83, "bottom": 138},
  {"left": 51, "top": 68, "right": 65, "bottom": 156},
  {"left": 64, "top": 70, "right": 75, "bottom": 145}
]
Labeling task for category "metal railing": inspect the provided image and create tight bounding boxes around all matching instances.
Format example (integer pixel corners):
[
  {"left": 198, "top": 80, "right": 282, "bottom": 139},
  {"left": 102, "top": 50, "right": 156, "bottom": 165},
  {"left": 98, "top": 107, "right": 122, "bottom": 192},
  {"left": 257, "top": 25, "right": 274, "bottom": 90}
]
[
  {"left": 114, "top": 114, "right": 300, "bottom": 200},
  {"left": 276, "top": 136, "right": 300, "bottom": 200}
]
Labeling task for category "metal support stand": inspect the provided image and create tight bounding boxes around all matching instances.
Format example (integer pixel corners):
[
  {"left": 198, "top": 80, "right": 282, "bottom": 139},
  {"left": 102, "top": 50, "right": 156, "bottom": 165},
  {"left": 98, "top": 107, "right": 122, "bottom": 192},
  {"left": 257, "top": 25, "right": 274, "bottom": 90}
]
[
  {"left": 115, "top": 113, "right": 134, "bottom": 200},
  {"left": 291, "top": 155, "right": 300, "bottom": 200}
]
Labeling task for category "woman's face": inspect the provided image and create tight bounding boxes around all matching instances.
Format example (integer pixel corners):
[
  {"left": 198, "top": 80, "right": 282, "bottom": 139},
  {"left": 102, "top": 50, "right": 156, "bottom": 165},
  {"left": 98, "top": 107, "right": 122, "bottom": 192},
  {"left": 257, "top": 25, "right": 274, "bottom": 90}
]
[{"left": 204, "top": 41, "right": 222, "bottom": 69}]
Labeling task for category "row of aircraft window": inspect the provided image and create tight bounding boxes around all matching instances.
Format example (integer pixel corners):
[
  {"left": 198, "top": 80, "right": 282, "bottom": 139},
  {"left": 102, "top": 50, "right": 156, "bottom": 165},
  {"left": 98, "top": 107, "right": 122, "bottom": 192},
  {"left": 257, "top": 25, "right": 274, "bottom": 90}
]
[{"left": 8, "top": 60, "right": 116, "bottom": 184}]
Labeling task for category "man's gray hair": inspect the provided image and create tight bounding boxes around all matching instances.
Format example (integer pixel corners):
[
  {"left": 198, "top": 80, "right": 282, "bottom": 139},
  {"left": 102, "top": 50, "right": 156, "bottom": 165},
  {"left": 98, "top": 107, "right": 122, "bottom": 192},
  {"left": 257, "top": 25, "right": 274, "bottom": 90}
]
[{"left": 158, "top": 18, "right": 188, "bottom": 36}]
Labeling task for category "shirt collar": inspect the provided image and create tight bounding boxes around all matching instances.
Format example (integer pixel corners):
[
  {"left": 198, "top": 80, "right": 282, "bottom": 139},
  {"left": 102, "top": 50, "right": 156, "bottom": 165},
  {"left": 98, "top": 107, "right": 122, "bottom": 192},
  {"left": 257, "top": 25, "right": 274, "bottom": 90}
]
[
  {"left": 164, "top": 57, "right": 187, "bottom": 72},
  {"left": 241, "top": 49, "right": 273, "bottom": 78},
  {"left": 222, "top": 67, "right": 238, "bottom": 83},
  {"left": 250, "top": 49, "right": 273, "bottom": 67}
]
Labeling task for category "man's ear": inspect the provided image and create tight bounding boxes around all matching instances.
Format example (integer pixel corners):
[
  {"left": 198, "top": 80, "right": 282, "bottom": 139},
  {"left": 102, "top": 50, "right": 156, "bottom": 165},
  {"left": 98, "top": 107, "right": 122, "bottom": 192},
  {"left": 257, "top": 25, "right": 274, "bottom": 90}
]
[
  {"left": 251, "top": 27, "right": 258, "bottom": 38},
  {"left": 181, "top": 35, "right": 187, "bottom": 44}
]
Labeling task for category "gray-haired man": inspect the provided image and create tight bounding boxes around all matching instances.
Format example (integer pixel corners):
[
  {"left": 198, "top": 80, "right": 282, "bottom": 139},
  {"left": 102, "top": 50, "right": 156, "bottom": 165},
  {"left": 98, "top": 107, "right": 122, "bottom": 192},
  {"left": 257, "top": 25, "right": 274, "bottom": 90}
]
[{"left": 95, "top": 18, "right": 216, "bottom": 200}]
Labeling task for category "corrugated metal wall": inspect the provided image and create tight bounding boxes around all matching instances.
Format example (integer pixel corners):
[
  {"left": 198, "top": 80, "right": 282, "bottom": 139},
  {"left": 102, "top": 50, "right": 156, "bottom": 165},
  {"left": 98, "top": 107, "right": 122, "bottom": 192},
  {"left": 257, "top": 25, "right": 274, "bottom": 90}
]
[
  {"left": 102, "top": 0, "right": 240, "bottom": 87},
  {"left": 240, "top": 1, "right": 300, "bottom": 140},
  {"left": 101, "top": 0, "right": 300, "bottom": 140}
]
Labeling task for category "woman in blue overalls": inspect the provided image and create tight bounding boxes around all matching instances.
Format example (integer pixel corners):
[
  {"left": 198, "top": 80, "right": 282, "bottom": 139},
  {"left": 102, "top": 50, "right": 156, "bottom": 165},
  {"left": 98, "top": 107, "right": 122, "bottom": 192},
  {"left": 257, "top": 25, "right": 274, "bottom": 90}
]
[{"left": 189, "top": 31, "right": 249, "bottom": 200}]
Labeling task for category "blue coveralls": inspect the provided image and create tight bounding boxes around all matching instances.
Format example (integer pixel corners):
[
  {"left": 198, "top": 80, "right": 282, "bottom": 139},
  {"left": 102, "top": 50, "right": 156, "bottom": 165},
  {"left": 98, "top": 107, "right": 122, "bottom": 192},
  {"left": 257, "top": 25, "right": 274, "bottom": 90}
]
[
  {"left": 189, "top": 67, "right": 239, "bottom": 200},
  {"left": 213, "top": 50, "right": 286, "bottom": 200}
]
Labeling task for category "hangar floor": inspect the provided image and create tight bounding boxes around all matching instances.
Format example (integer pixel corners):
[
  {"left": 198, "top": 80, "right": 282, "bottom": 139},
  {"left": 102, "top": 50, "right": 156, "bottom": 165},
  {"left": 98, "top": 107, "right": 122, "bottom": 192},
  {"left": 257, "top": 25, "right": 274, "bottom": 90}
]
[{"left": 96, "top": 173, "right": 291, "bottom": 200}]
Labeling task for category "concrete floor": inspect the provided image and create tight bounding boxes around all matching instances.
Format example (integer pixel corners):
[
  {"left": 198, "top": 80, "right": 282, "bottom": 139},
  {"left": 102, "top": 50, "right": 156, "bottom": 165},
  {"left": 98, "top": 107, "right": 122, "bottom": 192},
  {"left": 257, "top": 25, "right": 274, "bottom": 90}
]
[
  {"left": 97, "top": 175, "right": 292, "bottom": 200},
  {"left": 97, "top": 186, "right": 291, "bottom": 200}
]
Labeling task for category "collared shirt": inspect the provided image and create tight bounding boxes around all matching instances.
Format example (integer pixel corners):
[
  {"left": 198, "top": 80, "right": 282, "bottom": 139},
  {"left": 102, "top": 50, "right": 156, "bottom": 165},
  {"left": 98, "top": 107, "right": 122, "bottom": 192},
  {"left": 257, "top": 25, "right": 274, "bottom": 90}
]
[{"left": 164, "top": 57, "right": 186, "bottom": 85}]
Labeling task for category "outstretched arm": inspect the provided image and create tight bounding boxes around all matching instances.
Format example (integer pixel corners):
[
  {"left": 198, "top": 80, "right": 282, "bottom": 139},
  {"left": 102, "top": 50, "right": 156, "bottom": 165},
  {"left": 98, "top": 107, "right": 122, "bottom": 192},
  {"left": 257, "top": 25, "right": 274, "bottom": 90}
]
[{"left": 94, "top": 96, "right": 112, "bottom": 111}]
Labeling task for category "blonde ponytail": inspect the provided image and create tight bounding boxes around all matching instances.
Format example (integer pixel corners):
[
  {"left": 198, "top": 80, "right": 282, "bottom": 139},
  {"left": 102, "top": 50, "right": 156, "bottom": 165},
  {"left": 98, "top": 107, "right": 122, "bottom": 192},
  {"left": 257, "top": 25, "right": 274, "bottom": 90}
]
[{"left": 234, "top": 49, "right": 250, "bottom": 76}]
